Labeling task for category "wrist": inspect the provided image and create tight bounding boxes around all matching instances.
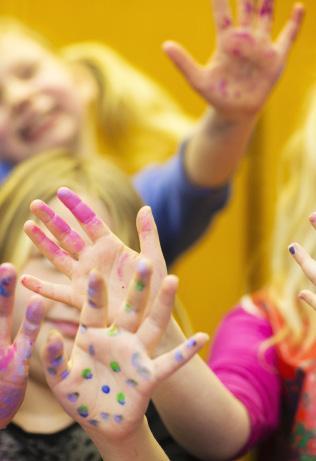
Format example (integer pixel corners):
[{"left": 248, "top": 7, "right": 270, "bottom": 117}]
[{"left": 87, "top": 418, "right": 165, "bottom": 461}]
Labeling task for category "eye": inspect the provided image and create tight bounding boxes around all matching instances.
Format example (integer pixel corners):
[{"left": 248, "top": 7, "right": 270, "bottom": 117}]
[{"left": 14, "top": 62, "right": 38, "bottom": 80}]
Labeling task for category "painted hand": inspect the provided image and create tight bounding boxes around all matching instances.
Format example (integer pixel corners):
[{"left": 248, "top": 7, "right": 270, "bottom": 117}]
[
  {"left": 163, "top": 0, "right": 304, "bottom": 117},
  {"left": 289, "top": 213, "right": 316, "bottom": 309},
  {"left": 22, "top": 187, "right": 167, "bottom": 324},
  {"left": 0, "top": 263, "right": 45, "bottom": 427},
  {"left": 41, "top": 267, "right": 208, "bottom": 440}
]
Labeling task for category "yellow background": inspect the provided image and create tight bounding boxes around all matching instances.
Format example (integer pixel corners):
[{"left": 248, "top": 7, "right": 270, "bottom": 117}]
[{"left": 1, "top": 1, "right": 315, "bottom": 459}]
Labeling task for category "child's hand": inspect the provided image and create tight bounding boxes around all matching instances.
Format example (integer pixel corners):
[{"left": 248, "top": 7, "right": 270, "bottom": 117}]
[
  {"left": 0, "top": 263, "right": 45, "bottom": 428},
  {"left": 163, "top": 0, "right": 304, "bottom": 117},
  {"left": 22, "top": 187, "right": 167, "bottom": 324},
  {"left": 289, "top": 213, "right": 316, "bottom": 308},
  {"left": 41, "top": 267, "right": 208, "bottom": 441}
]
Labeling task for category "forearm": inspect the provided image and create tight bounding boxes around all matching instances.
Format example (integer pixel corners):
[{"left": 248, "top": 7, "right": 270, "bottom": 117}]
[
  {"left": 185, "top": 108, "right": 257, "bottom": 187},
  {"left": 153, "top": 319, "right": 250, "bottom": 460},
  {"left": 86, "top": 418, "right": 170, "bottom": 461}
]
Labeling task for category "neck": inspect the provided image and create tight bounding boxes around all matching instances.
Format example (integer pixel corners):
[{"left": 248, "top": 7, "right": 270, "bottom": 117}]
[{"left": 13, "top": 377, "right": 73, "bottom": 434}]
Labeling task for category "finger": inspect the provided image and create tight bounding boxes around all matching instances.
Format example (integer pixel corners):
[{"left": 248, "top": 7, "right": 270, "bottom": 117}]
[
  {"left": 14, "top": 296, "right": 45, "bottom": 375},
  {"left": 137, "top": 206, "right": 166, "bottom": 269},
  {"left": 154, "top": 333, "right": 209, "bottom": 382},
  {"left": 43, "top": 330, "right": 71, "bottom": 386},
  {"left": 275, "top": 3, "right": 305, "bottom": 61},
  {"left": 116, "top": 259, "right": 152, "bottom": 332},
  {"left": 211, "top": 0, "right": 233, "bottom": 32},
  {"left": 288, "top": 243, "right": 316, "bottom": 284},
  {"left": 30, "top": 200, "right": 86, "bottom": 257},
  {"left": 57, "top": 187, "right": 109, "bottom": 242},
  {"left": 163, "top": 41, "right": 201, "bottom": 90},
  {"left": 80, "top": 270, "right": 108, "bottom": 328},
  {"left": 21, "top": 274, "right": 76, "bottom": 308},
  {"left": 298, "top": 289, "right": 316, "bottom": 311},
  {"left": 256, "top": 0, "right": 274, "bottom": 35},
  {"left": 137, "top": 275, "right": 178, "bottom": 353},
  {"left": 0, "top": 263, "right": 16, "bottom": 344},
  {"left": 24, "top": 221, "right": 75, "bottom": 278},
  {"left": 238, "top": 0, "right": 255, "bottom": 28}
]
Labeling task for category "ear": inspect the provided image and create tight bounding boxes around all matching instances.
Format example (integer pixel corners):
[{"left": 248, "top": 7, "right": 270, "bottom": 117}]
[{"left": 69, "top": 62, "right": 98, "bottom": 105}]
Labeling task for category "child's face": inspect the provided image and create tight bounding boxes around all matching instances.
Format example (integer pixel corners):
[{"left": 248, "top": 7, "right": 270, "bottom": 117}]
[
  {"left": 0, "top": 33, "right": 85, "bottom": 163},
  {"left": 13, "top": 196, "right": 112, "bottom": 385}
]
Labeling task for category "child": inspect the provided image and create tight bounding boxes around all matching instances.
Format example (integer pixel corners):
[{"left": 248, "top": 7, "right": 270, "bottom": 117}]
[
  {"left": 0, "top": 149, "right": 208, "bottom": 461},
  {"left": 0, "top": 0, "right": 304, "bottom": 265}
]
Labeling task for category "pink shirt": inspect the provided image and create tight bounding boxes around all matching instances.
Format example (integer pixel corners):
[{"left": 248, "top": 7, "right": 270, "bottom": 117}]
[{"left": 208, "top": 305, "right": 281, "bottom": 456}]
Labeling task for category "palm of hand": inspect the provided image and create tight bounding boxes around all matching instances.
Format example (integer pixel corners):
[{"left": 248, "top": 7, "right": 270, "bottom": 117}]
[
  {"left": 48, "top": 325, "right": 157, "bottom": 437},
  {"left": 70, "top": 235, "right": 166, "bottom": 323},
  {"left": 204, "top": 29, "right": 281, "bottom": 114}
]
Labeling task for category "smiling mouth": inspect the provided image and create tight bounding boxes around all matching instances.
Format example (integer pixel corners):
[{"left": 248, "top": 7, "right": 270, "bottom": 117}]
[
  {"left": 18, "top": 108, "right": 59, "bottom": 143},
  {"left": 46, "top": 319, "right": 79, "bottom": 338}
]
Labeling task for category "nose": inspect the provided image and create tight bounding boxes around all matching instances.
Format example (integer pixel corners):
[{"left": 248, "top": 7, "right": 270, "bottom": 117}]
[{"left": 4, "top": 79, "right": 32, "bottom": 115}]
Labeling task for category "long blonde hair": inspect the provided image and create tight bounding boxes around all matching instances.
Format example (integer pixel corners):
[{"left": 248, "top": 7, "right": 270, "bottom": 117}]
[{"left": 268, "top": 85, "right": 316, "bottom": 351}]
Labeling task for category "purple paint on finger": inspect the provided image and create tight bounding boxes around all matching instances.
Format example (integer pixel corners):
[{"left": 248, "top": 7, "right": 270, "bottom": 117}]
[
  {"left": 260, "top": 0, "right": 273, "bottom": 16},
  {"left": 89, "top": 419, "right": 99, "bottom": 427},
  {"left": 289, "top": 245, "right": 296, "bottom": 255},
  {"left": 175, "top": 351, "right": 184, "bottom": 363},
  {"left": 101, "top": 385, "right": 110, "bottom": 394},
  {"left": 0, "top": 387, "right": 23, "bottom": 419},
  {"left": 0, "top": 277, "right": 12, "bottom": 297},
  {"left": 114, "top": 415, "right": 123, "bottom": 424},
  {"left": 88, "top": 344, "right": 95, "bottom": 356},
  {"left": 61, "top": 369, "right": 70, "bottom": 380},
  {"left": 67, "top": 392, "right": 79, "bottom": 402},
  {"left": 100, "top": 412, "right": 110, "bottom": 421},
  {"left": 186, "top": 338, "right": 197, "bottom": 348}
]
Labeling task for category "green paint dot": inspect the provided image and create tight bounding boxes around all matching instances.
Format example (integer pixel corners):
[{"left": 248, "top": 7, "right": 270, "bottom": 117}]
[
  {"left": 116, "top": 392, "right": 126, "bottom": 405},
  {"left": 135, "top": 280, "right": 145, "bottom": 292},
  {"left": 108, "top": 324, "right": 119, "bottom": 336},
  {"left": 125, "top": 303, "right": 133, "bottom": 312},
  {"left": 110, "top": 361, "right": 121, "bottom": 373},
  {"left": 78, "top": 405, "right": 89, "bottom": 418},
  {"left": 82, "top": 368, "right": 93, "bottom": 379}
]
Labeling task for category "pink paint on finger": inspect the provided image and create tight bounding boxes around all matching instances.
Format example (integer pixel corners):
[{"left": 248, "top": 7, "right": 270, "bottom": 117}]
[
  {"left": 57, "top": 188, "right": 96, "bottom": 224},
  {"left": 220, "top": 16, "right": 231, "bottom": 30},
  {"left": 27, "top": 224, "right": 66, "bottom": 257},
  {"left": 260, "top": 0, "right": 273, "bottom": 17},
  {"left": 0, "top": 344, "right": 16, "bottom": 370}
]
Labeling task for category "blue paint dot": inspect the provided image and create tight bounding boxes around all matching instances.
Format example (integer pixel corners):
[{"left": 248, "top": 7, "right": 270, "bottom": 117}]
[
  {"left": 102, "top": 385, "right": 110, "bottom": 394},
  {"left": 175, "top": 350, "right": 184, "bottom": 362},
  {"left": 89, "top": 419, "right": 99, "bottom": 426},
  {"left": 114, "top": 414, "right": 123, "bottom": 424},
  {"left": 61, "top": 369, "right": 70, "bottom": 380},
  {"left": 0, "top": 277, "right": 11, "bottom": 297},
  {"left": 100, "top": 412, "right": 110, "bottom": 421},
  {"left": 88, "top": 344, "right": 95, "bottom": 356},
  {"left": 186, "top": 338, "right": 197, "bottom": 348},
  {"left": 47, "top": 367, "right": 56, "bottom": 376},
  {"left": 77, "top": 405, "right": 89, "bottom": 418}
]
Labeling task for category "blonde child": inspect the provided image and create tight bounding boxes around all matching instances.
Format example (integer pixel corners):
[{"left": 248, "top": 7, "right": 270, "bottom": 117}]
[
  {"left": 0, "top": 149, "right": 209, "bottom": 461},
  {"left": 0, "top": 0, "right": 304, "bottom": 266}
]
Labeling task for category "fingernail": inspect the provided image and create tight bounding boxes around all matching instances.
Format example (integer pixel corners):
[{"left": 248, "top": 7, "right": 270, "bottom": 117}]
[{"left": 289, "top": 245, "right": 296, "bottom": 255}]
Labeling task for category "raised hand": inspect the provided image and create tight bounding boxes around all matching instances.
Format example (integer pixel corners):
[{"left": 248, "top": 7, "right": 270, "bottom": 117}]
[
  {"left": 22, "top": 187, "right": 167, "bottom": 323},
  {"left": 163, "top": 0, "right": 304, "bottom": 117},
  {"left": 41, "top": 267, "right": 208, "bottom": 441},
  {"left": 288, "top": 213, "right": 316, "bottom": 308},
  {"left": 0, "top": 263, "right": 44, "bottom": 428}
]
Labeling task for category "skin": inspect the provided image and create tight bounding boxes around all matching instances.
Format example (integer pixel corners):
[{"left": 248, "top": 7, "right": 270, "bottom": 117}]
[
  {"left": 165, "top": 0, "right": 305, "bottom": 186},
  {"left": 289, "top": 214, "right": 316, "bottom": 307},
  {"left": 0, "top": 263, "right": 45, "bottom": 429},
  {"left": 22, "top": 187, "right": 168, "bottom": 330}
]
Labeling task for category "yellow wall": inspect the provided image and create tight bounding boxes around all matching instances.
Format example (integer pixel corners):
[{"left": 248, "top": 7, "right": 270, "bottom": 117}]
[{"left": 1, "top": 1, "right": 316, "bottom": 459}]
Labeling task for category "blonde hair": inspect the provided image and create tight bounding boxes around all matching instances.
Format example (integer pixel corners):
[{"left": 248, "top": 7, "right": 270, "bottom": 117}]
[
  {"left": 268, "top": 85, "right": 316, "bottom": 352},
  {"left": 0, "top": 150, "right": 143, "bottom": 269},
  {"left": 62, "top": 42, "right": 194, "bottom": 172}
]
